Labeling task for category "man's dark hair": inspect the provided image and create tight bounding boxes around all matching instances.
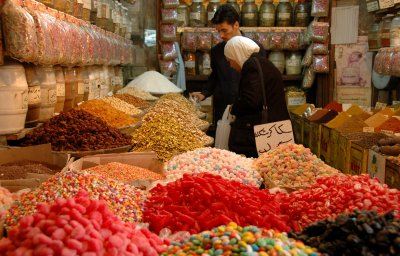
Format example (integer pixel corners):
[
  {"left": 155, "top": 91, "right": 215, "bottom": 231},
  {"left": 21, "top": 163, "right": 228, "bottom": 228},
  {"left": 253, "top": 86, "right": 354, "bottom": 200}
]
[{"left": 211, "top": 4, "right": 240, "bottom": 25}]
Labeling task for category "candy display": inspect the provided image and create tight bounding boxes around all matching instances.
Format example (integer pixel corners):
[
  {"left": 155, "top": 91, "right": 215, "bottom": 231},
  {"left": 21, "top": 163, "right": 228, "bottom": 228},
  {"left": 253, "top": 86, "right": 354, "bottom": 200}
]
[
  {"left": 5, "top": 170, "right": 146, "bottom": 228},
  {"left": 181, "top": 32, "right": 197, "bottom": 52},
  {"left": 20, "top": 109, "right": 132, "bottom": 151},
  {"left": 0, "top": 187, "right": 19, "bottom": 220},
  {"left": 0, "top": 191, "right": 168, "bottom": 255},
  {"left": 165, "top": 147, "right": 262, "bottom": 187},
  {"left": 0, "top": 161, "right": 59, "bottom": 179},
  {"left": 144, "top": 173, "right": 290, "bottom": 234},
  {"left": 253, "top": 143, "right": 339, "bottom": 190},
  {"left": 281, "top": 174, "right": 400, "bottom": 231},
  {"left": 196, "top": 32, "right": 212, "bottom": 51},
  {"left": 113, "top": 93, "right": 150, "bottom": 108},
  {"left": 101, "top": 96, "right": 143, "bottom": 116},
  {"left": 84, "top": 162, "right": 164, "bottom": 182},
  {"left": 290, "top": 210, "right": 400, "bottom": 256},
  {"left": 160, "top": 24, "right": 177, "bottom": 42},
  {"left": 117, "top": 87, "right": 159, "bottom": 101},
  {"left": 163, "top": 222, "right": 319, "bottom": 256}
]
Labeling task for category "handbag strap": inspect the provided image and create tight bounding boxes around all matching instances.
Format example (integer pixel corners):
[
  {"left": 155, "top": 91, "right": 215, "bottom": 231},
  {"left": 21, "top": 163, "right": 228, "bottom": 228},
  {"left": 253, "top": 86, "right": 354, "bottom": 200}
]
[{"left": 252, "top": 56, "right": 268, "bottom": 110}]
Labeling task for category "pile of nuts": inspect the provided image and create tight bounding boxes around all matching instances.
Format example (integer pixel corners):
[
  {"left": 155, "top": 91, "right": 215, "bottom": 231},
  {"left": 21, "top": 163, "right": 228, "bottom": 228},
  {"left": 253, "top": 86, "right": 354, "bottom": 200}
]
[
  {"left": 101, "top": 96, "right": 143, "bottom": 116},
  {"left": 113, "top": 94, "right": 150, "bottom": 108}
]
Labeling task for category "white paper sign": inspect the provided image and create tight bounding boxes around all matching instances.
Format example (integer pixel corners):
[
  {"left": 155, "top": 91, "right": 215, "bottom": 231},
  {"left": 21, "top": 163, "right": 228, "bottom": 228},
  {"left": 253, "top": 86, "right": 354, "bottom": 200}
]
[{"left": 254, "top": 120, "right": 294, "bottom": 156}]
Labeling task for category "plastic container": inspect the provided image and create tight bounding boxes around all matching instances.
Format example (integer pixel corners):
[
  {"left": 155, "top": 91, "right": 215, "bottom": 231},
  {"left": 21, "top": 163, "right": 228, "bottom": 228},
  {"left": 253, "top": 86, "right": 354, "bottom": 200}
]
[
  {"left": 259, "top": 0, "right": 275, "bottom": 27},
  {"left": 24, "top": 64, "right": 41, "bottom": 124},
  {"left": 241, "top": 0, "right": 258, "bottom": 27},
  {"left": 268, "top": 51, "right": 285, "bottom": 73},
  {"left": 207, "top": 0, "right": 220, "bottom": 27},
  {"left": 63, "top": 67, "right": 77, "bottom": 112},
  {"left": 54, "top": 66, "right": 65, "bottom": 114},
  {"left": 190, "top": 0, "right": 206, "bottom": 27},
  {"left": 368, "top": 19, "right": 381, "bottom": 49},
  {"left": 74, "top": 67, "right": 85, "bottom": 105},
  {"left": 177, "top": 5, "right": 189, "bottom": 27},
  {"left": 199, "top": 52, "right": 212, "bottom": 75},
  {"left": 379, "top": 14, "right": 394, "bottom": 48},
  {"left": 294, "top": 0, "right": 310, "bottom": 27},
  {"left": 285, "top": 52, "right": 302, "bottom": 75},
  {"left": 35, "top": 66, "right": 57, "bottom": 122},
  {"left": 88, "top": 66, "right": 100, "bottom": 100},
  {"left": 227, "top": 0, "right": 240, "bottom": 18},
  {"left": 184, "top": 52, "right": 196, "bottom": 76},
  {"left": 276, "top": 0, "right": 292, "bottom": 27},
  {"left": 390, "top": 12, "right": 400, "bottom": 47},
  {"left": 0, "top": 62, "right": 28, "bottom": 134}
]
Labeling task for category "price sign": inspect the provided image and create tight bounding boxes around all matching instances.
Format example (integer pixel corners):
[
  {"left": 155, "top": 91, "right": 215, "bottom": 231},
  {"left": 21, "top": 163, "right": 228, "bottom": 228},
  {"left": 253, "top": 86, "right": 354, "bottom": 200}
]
[{"left": 254, "top": 120, "right": 294, "bottom": 156}]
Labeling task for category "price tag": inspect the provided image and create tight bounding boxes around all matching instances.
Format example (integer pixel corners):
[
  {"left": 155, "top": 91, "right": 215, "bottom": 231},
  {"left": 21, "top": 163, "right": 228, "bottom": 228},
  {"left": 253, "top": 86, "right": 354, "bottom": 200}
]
[
  {"left": 375, "top": 102, "right": 387, "bottom": 110},
  {"left": 366, "top": 0, "right": 379, "bottom": 12},
  {"left": 254, "top": 120, "right": 294, "bottom": 156},
  {"left": 381, "top": 130, "right": 394, "bottom": 136},
  {"left": 363, "top": 127, "right": 375, "bottom": 133}
]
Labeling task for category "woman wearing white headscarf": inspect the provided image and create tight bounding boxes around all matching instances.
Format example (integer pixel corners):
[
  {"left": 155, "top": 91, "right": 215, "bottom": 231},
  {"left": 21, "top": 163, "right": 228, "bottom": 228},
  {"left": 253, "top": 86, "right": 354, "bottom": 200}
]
[{"left": 224, "top": 36, "right": 289, "bottom": 157}]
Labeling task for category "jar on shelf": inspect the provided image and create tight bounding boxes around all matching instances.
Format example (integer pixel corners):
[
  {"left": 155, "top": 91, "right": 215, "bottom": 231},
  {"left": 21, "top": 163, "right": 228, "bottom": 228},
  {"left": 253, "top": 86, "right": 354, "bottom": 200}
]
[
  {"left": 63, "top": 67, "right": 77, "bottom": 112},
  {"left": 24, "top": 64, "right": 41, "bottom": 124},
  {"left": 90, "top": 0, "right": 98, "bottom": 25},
  {"left": 227, "top": 0, "right": 240, "bottom": 18},
  {"left": 54, "top": 66, "right": 66, "bottom": 114},
  {"left": 53, "top": 0, "right": 66, "bottom": 12},
  {"left": 294, "top": 0, "right": 310, "bottom": 27},
  {"left": 177, "top": 5, "right": 189, "bottom": 27},
  {"left": 199, "top": 52, "right": 212, "bottom": 76},
  {"left": 82, "top": 0, "right": 91, "bottom": 21},
  {"left": 108, "top": 0, "right": 115, "bottom": 32},
  {"left": 368, "top": 18, "right": 381, "bottom": 49},
  {"left": 390, "top": 12, "right": 400, "bottom": 47},
  {"left": 276, "top": 0, "right": 292, "bottom": 27},
  {"left": 241, "top": 0, "right": 258, "bottom": 27},
  {"left": 285, "top": 52, "right": 302, "bottom": 75},
  {"left": 184, "top": 52, "right": 197, "bottom": 76},
  {"left": 268, "top": 51, "right": 285, "bottom": 73},
  {"left": 259, "top": 0, "right": 275, "bottom": 27},
  {"left": 96, "top": 0, "right": 109, "bottom": 30},
  {"left": 207, "top": 0, "right": 220, "bottom": 27},
  {"left": 73, "top": 0, "right": 83, "bottom": 19},
  {"left": 65, "top": 0, "right": 75, "bottom": 15},
  {"left": 379, "top": 14, "right": 394, "bottom": 48},
  {"left": 36, "top": 66, "right": 57, "bottom": 122},
  {"left": 190, "top": 0, "right": 207, "bottom": 27},
  {"left": 75, "top": 67, "right": 85, "bottom": 105}
]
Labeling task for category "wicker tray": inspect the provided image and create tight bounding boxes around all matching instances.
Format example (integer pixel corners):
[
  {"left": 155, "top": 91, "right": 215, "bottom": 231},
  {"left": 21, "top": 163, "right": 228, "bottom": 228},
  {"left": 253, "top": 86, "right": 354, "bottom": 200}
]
[{"left": 52, "top": 145, "right": 133, "bottom": 158}]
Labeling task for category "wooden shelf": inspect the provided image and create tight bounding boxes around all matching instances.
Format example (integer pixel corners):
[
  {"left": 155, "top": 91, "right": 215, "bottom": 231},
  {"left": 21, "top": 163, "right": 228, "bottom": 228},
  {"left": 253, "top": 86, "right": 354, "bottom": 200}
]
[
  {"left": 186, "top": 74, "right": 303, "bottom": 82},
  {"left": 177, "top": 26, "right": 307, "bottom": 33}
]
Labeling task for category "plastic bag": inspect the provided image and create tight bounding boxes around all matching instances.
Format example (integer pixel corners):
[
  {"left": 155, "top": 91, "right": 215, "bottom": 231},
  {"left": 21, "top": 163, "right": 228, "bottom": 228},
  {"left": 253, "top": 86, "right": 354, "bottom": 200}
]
[
  {"left": 373, "top": 49, "right": 383, "bottom": 74},
  {"left": 311, "top": 0, "right": 329, "bottom": 17},
  {"left": 390, "top": 49, "right": 400, "bottom": 76},
  {"left": 181, "top": 32, "right": 196, "bottom": 52},
  {"left": 310, "top": 21, "right": 329, "bottom": 43},
  {"left": 161, "top": 8, "right": 178, "bottom": 23},
  {"left": 302, "top": 67, "right": 315, "bottom": 89},
  {"left": 197, "top": 32, "right": 212, "bottom": 51},
  {"left": 302, "top": 44, "right": 313, "bottom": 67},
  {"left": 313, "top": 55, "right": 329, "bottom": 73},
  {"left": 160, "top": 42, "right": 178, "bottom": 61},
  {"left": 160, "top": 24, "right": 177, "bottom": 41},
  {"left": 159, "top": 59, "right": 177, "bottom": 77},
  {"left": 270, "top": 32, "right": 285, "bottom": 50},
  {"left": 381, "top": 49, "right": 394, "bottom": 76},
  {"left": 312, "top": 43, "right": 329, "bottom": 54},
  {"left": 215, "top": 105, "right": 235, "bottom": 150},
  {"left": 284, "top": 32, "right": 300, "bottom": 50}
]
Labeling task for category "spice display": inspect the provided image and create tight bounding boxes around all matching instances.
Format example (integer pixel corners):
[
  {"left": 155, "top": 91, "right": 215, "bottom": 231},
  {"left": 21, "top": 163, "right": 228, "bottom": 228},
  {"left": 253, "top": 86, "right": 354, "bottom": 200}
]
[
  {"left": 131, "top": 114, "right": 203, "bottom": 161},
  {"left": 345, "top": 104, "right": 364, "bottom": 115},
  {"left": 302, "top": 67, "right": 315, "bottom": 88},
  {"left": 78, "top": 99, "right": 137, "bottom": 128},
  {"left": 241, "top": 0, "right": 258, "bottom": 27},
  {"left": 0, "top": 191, "right": 167, "bottom": 255},
  {"left": 259, "top": 0, "right": 275, "bottom": 27},
  {"left": 0, "top": 161, "right": 59, "bottom": 180},
  {"left": 324, "top": 100, "right": 342, "bottom": 112},
  {"left": 375, "top": 117, "right": 400, "bottom": 133},
  {"left": 290, "top": 210, "right": 400, "bottom": 256},
  {"left": 144, "top": 173, "right": 290, "bottom": 234},
  {"left": 165, "top": 148, "right": 262, "bottom": 187},
  {"left": 365, "top": 113, "right": 389, "bottom": 128},
  {"left": 117, "top": 87, "right": 159, "bottom": 101},
  {"left": 196, "top": 32, "right": 212, "bottom": 51},
  {"left": 352, "top": 132, "right": 388, "bottom": 149},
  {"left": 281, "top": 174, "right": 400, "bottom": 231},
  {"left": 125, "top": 71, "right": 183, "bottom": 94},
  {"left": 181, "top": 32, "right": 197, "bottom": 52},
  {"left": 101, "top": 96, "right": 143, "bottom": 116},
  {"left": 160, "top": 24, "right": 177, "bottom": 41},
  {"left": 357, "top": 111, "right": 372, "bottom": 121},
  {"left": 306, "top": 109, "right": 329, "bottom": 121},
  {"left": 291, "top": 103, "right": 314, "bottom": 116},
  {"left": 84, "top": 162, "right": 164, "bottom": 182},
  {"left": 161, "top": 8, "right": 178, "bottom": 23},
  {"left": 307, "top": 109, "right": 338, "bottom": 124},
  {"left": 163, "top": 223, "right": 319, "bottom": 256},
  {"left": 113, "top": 93, "right": 150, "bottom": 108},
  {"left": 5, "top": 170, "right": 146, "bottom": 229},
  {"left": 21, "top": 109, "right": 132, "bottom": 151},
  {"left": 377, "top": 107, "right": 395, "bottom": 116},
  {"left": 189, "top": 0, "right": 206, "bottom": 27},
  {"left": 253, "top": 144, "right": 339, "bottom": 190},
  {"left": 276, "top": 0, "right": 292, "bottom": 27},
  {"left": 311, "top": 0, "right": 329, "bottom": 17},
  {"left": 160, "top": 42, "right": 178, "bottom": 61},
  {"left": 312, "top": 43, "right": 329, "bottom": 54},
  {"left": 335, "top": 115, "right": 368, "bottom": 133},
  {"left": 1, "top": 0, "right": 38, "bottom": 62}
]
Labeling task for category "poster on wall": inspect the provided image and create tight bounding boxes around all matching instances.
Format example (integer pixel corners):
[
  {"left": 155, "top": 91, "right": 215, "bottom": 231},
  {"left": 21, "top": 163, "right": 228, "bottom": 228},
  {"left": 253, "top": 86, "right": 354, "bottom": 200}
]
[{"left": 335, "top": 37, "right": 373, "bottom": 106}]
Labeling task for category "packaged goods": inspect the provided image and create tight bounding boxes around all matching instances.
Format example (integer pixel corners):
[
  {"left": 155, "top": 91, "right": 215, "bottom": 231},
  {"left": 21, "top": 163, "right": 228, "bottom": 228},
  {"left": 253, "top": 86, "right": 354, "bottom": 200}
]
[
  {"left": 159, "top": 60, "right": 177, "bottom": 77},
  {"left": 310, "top": 21, "right": 329, "bottom": 43},
  {"left": 256, "top": 32, "right": 271, "bottom": 50},
  {"left": 196, "top": 32, "right": 212, "bottom": 51},
  {"left": 312, "top": 55, "right": 329, "bottom": 73},
  {"left": 181, "top": 32, "right": 197, "bottom": 51},
  {"left": 302, "top": 45, "right": 313, "bottom": 67},
  {"left": 163, "top": 0, "right": 179, "bottom": 8},
  {"left": 311, "top": 0, "right": 329, "bottom": 17},
  {"left": 284, "top": 32, "right": 301, "bottom": 50},
  {"left": 125, "top": 71, "right": 182, "bottom": 94},
  {"left": 302, "top": 67, "right": 315, "bottom": 88},
  {"left": 312, "top": 43, "right": 329, "bottom": 54},
  {"left": 160, "top": 42, "right": 178, "bottom": 61},
  {"left": 161, "top": 8, "right": 178, "bottom": 23},
  {"left": 270, "top": 32, "right": 285, "bottom": 50},
  {"left": 160, "top": 24, "right": 177, "bottom": 41}
]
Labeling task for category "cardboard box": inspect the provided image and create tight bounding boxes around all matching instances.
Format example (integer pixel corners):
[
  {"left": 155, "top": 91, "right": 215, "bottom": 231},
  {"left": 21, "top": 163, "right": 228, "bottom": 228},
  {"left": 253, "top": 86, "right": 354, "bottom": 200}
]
[
  {"left": 310, "top": 122, "right": 321, "bottom": 157},
  {"left": 337, "top": 133, "right": 355, "bottom": 173},
  {"left": 368, "top": 150, "right": 386, "bottom": 184},
  {"left": 69, "top": 151, "right": 164, "bottom": 175},
  {"left": 0, "top": 144, "right": 71, "bottom": 192},
  {"left": 349, "top": 141, "right": 369, "bottom": 175},
  {"left": 385, "top": 159, "right": 400, "bottom": 189},
  {"left": 329, "top": 128, "right": 341, "bottom": 168},
  {"left": 319, "top": 125, "right": 330, "bottom": 163},
  {"left": 291, "top": 114, "right": 304, "bottom": 144},
  {"left": 302, "top": 119, "right": 312, "bottom": 149}
]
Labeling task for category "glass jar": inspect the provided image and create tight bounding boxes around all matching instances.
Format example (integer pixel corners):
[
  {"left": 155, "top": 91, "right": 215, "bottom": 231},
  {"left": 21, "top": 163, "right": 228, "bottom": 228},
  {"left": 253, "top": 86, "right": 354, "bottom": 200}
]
[
  {"left": 54, "top": 66, "right": 65, "bottom": 114},
  {"left": 268, "top": 51, "right": 285, "bottom": 73},
  {"left": 81, "top": 0, "right": 91, "bottom": 21},
  {"left": 121, "top": 6, "right": 128, "bottom": 37},
  {"left": 190, "top": 0, "right": 207, "bottom": 27},
  {"left": 108, "top": 0, "right": 115, "bottom": 32},
  {"left": 184, "top": 52, "right": 196, "bottom": 76},
  {"left": 390, "top": 12, "right": 400, "bottom": 47},
  {"left": 368, "top": 19, "right": 380, "bottom": 49},
  {"left": 65, "top": 0, "right": 75, "bottom": 15},
  {"left": 74, "top": 67, "right": 85, "bottom": 105},
  {"left": 259, "top": 0, "right": 275, "bottom": 27},
  {"left": 241, "top": 0, "right": 258, "bottom": 27},
  {"left": 90, "top": 0, "right": 98, "bottom": 25},
  {"left": 227, "top": 0, "right": 240, "bottom": 18},
  {"left": 24, "top": 64, "right": 41, "bottom": 123},
  {"left": 36, "top": 66, "right": 57, "bottom": 122},
  {"left": 177, "top": 5, "right": 189, "bottom": 27},
  {"left": 276, "top": 0, "right": 292, "bottom": 27},
  {"left": 62, "top": 67, "right": 77, "bottom": 112},
  {"left": 113, "top": 2, "right": 121, "bottom": 34},
  {"left": 285, "top": 52, "right": 302, "bottom": 75},
  {"left": 73, "top": 0, "right": 83, "bottom": 19},
  {"left": 294, "top": 0, "right": 310, "bottom": 27},
  {"left": 96, "top": 0, "right": 109, "bottom": 30},
  {"left": 379, "top": 14, "right": 394, "bottom": 48},
  {"left": 199, "top": 52, "right": 212, "bottom": 75},
  {"left": 207, "top": 0, "right": 220, "bottom": 27},
  {"left": 53, "top": 0, "right": 66, "bottom": 12}
]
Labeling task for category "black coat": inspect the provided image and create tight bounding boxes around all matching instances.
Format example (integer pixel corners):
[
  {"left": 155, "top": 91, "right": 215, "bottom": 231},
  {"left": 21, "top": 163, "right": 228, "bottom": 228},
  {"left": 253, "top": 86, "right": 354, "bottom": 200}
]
[{"left": 229, "top": 53, "right": 290, "bottom": 157}]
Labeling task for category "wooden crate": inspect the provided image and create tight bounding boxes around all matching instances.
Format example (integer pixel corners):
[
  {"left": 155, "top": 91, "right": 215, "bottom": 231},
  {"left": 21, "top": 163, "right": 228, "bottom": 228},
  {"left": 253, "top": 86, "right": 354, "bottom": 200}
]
[
  {"left": 368, "top": 149, "right": 386, "bottom": 184},
  {"left": 319, "top": 125, "right": 331, "bottom": 164},
  {"left": 329, "top": 129, "right": 341, "bottom": 169},
  {"left": 302, "top": 119, "right": 312, "bottom": 149},
  {"left": 349, "top": 141, "right": 369, "bottom": 175},
  {"left": 385, "top": 160, "right": 400, "bottom": 189},
  {"left": 310, "top": 122, "right": 321, "bottom": 157},
  {"left": 337, "top": 133, "right": 353, "bottom": 173},
  {"left": 291, "top": 114, "right": 304, "bottom": 144}
]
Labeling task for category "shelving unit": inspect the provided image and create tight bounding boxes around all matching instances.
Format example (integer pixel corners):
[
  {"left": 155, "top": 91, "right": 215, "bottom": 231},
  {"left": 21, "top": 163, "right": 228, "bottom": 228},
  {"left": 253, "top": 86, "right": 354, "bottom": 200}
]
[{"left": 186, "top": 74, "right": 304, "bottom": 82}]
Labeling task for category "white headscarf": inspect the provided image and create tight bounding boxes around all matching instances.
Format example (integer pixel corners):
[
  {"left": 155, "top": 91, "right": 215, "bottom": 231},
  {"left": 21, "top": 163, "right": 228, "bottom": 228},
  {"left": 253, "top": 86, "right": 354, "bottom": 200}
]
[{"left": 224, "top": 36, "right": 260, "bottom": 68}]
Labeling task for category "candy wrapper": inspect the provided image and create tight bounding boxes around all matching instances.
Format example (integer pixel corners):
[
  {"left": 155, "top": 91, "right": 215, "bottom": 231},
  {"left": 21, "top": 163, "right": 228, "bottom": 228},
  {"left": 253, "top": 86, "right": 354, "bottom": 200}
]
[
  {"left": 311, "top": 0, "right": 329, "bottom": 17},
  {"left": 302, "top": 45, "right": 313, "bottom": 67},
  {"left": 302, "top": 67, "right": 315, "bottom": 88},
  {"left": 313, "top": 55, "right": 329, "bottom": 73},
  {"left": 243, "top": 31, "right": 257, "bottom": 41},
  {"left": 312, "top": 43, "right": 329, "bottom": 54},
  {"left": 310, "top": 20, "right": 329, "bottom": 43},
  {"left": 160, "top": 24, "right": 177, "bottom": 41},
  {"left": 181, "top": 32, "right": 196, "bottom": 52},
  {"left": 160, "top": 42, "right": 178, "bottom": 61},
  {"left": 196, "top": 32, "right": 212, "bottom": 51},
  {"left": 161, "top": 8, "right": 178, "bottom": 23}
]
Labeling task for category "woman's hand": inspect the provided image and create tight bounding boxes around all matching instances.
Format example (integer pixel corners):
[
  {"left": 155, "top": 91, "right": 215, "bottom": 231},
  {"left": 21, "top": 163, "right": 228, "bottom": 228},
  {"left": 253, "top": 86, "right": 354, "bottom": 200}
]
[{"left": 190, "top": 92, "right": 205, "bottom": 102}]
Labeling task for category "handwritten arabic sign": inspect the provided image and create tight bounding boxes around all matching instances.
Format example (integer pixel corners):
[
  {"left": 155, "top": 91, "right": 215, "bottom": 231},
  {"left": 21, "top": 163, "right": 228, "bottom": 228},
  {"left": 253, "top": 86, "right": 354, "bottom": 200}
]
[{"left": 254, "top": 120, "right": 294, "bottom": 156}]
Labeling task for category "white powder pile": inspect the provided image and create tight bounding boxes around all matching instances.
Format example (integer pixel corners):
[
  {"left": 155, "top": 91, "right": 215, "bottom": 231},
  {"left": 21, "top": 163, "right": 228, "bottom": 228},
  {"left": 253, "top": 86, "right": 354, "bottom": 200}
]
[{"left": 125, "top": 71, "right": 183, "bottom": 94}]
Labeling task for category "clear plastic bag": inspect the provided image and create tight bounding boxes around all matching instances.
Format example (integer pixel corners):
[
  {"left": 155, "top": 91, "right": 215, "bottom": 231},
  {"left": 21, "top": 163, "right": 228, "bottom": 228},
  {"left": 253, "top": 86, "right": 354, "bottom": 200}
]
[
  {"left": 181, "top": 32, "right": 197, "bottom": 52},
  {"left": 302, "top": 45, "right": 313, "bottom": 67},
  {"left": 160, "top": 42, "right": 178, "bottom": 61},
  {"left": 302, "top": 67, "right": 315, "bottom": 88},
  {"left": 310, "top": 21, "right": 329, "bottom": 43},
  {"left": 162, "top": 0, "right": 179, "bottom": 8},
  {"left": 381, "top": 49, "right": 394, "bottom": 75},
  {"left": 270, "top": 32, "right": 285, "bottom": 50},
  {"left": 161, "top": 8, "right": 178, "bottom": 23},
  {"left": 215, "top": 105, "right": 235, "bottom": 150},
  {"left": 373, "top": 50, "right": 383, "bottom": 74},
  {"left": 159, "top": 59, "right": 177, "bottom": 77},
  {"left": 284, "top": 32, "right": 300, "bottom": 50},
  {"left": 160, "top": 24, "right": 177, "bottom": 41},
  {"left": 390, "top": 48, "right": 400, "bottom": 76},
  {"left": 1, "top": 0, "right": 39, "bottom": 62},
  {"left": 311, "top": 0, "right": 329, "bottom": 17},
  {"left": 312, "top": 55, "right": 329, "bottom": 73},
  {"left": 312, "top": 43, "right": 329, "bottom": 54},
  {"left": 257, "top": 32, "right": 271, "bottom": 50},
  {"left": 212, "top": 32, "right": 223, "bottom": 47},
  {"left": 196, "top": 32, "right": 212, "bottom": 51}
]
